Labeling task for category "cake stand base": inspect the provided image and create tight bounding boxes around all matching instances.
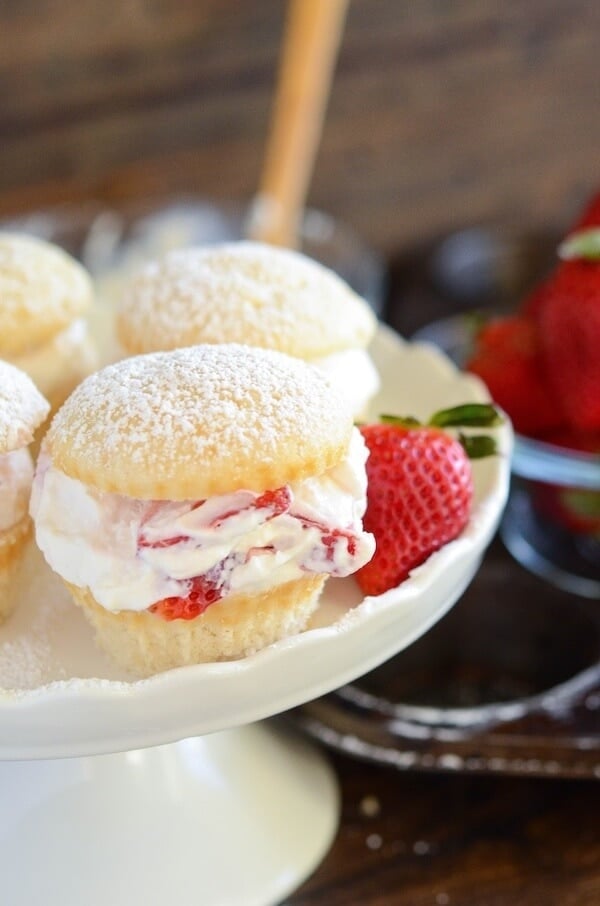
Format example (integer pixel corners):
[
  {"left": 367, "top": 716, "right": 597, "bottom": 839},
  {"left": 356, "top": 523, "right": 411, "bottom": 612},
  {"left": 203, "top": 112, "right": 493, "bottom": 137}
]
[{"left": 0, "top": 722, "right": 339, "bottom": 906}]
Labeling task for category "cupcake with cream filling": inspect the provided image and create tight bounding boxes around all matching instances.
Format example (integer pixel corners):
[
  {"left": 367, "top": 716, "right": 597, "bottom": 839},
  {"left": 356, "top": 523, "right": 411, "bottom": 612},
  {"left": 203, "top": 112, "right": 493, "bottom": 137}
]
[
  {"left": 0, "top": 360, "right": 50, "bottom": 621},
  {"left": 31, "top": 343, "right": 375, "bottom": 675},
  {"left": 0, "top": 232, "right": 97, "bottom": 419},
  {"left": 116, "top": 241, "right": 380, "bottom": 418}
]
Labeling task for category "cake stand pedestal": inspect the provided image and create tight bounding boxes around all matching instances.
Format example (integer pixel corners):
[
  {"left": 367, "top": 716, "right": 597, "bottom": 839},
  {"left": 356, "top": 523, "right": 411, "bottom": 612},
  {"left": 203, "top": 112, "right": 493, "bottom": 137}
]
[
  {"left": 0, "top": 329, "right": 511, "bottom": 905},
  {"left": 0, "top": 723, "right": 338, "bottom": 906}
]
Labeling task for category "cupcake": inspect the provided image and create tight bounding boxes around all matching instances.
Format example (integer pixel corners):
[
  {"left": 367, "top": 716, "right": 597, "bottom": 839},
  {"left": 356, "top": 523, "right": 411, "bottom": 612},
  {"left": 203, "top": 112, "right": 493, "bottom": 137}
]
[
  {"left": 116, "top": 240, "right": 380, "bottom": 418},
  {"left": 31, "top": 344, "right": 375, "bottom": 675},
  {"left": 0, "top": 232, "right": 97, "bottom": 417},
  {"left": 0, "top": 360, "right": 50, "bottom": 621}
]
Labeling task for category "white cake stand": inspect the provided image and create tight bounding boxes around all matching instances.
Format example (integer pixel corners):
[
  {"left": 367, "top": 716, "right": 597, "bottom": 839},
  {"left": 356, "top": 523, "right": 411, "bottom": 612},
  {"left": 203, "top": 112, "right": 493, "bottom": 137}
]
[{"left": 0, "top": 329, "right": 511, "bottom": 906}]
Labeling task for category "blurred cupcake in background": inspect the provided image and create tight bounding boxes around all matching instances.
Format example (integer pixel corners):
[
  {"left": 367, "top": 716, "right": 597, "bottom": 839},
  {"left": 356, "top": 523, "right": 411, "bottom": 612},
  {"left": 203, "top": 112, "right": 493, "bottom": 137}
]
[
  {"left": 0, "top": 233, "right": 97, "bottom": 432},
  {"left": 116, "top": 240, "right": 380, "bottom": 419},
  {"left": 0, "top": 360, "right": 49, "bottom": 621}
]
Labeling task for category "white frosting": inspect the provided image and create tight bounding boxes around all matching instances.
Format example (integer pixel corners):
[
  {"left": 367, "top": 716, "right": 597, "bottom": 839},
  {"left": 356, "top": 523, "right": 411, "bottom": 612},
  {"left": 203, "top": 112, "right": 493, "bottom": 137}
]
[
  {"left": 31, "top": 429, "right": 375, "bottom": 613},
  {"left": 8, "top": 319, "right": 96, "bottom": 394},
  {"left": 312, "top": 349, "right": 380, "bottom": 418},
  {"left": 0, "top": 447, "right": 33, "bottom": 532}
]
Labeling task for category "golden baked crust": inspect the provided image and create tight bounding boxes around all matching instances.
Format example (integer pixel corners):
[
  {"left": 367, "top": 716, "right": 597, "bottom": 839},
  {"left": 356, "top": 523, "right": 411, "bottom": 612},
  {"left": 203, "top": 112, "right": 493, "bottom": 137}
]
[
  {"left": 44, "top": 344, "right": 354, "bottom": 499},
  {"left": 9, "top": 320, "right": 98, "bottom": 456},
  {"left": 0, "top": 359, "right": 50, "bottom": 453},
  {"left": 0, "top": 232, "right": 93, "bottom": 357},
  {"left": 0, "top": 515, "right": 32, "bottom": 623},
  {"left": 66, "top": 574, "right": 325, "bottom": 675},
  {"left": 117, "top": 241, "right": 377, "bottom": 359},
  {"left": 8, "top": 318, "right": 97, "bottom": 400}
]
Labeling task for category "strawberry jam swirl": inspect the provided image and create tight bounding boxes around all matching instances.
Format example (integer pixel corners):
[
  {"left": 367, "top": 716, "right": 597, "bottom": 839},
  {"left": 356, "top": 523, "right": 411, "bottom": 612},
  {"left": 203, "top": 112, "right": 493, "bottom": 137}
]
[{"left": 31, "top": 428, "right": 375, "bottom": 618}]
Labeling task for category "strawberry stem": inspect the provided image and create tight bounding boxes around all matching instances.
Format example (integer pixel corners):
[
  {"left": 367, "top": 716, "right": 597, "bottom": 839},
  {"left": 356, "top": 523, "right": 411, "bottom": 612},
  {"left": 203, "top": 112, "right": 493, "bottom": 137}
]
[
  {"left": 378, "top": 404, "right": 502, "bottom": 459},
  {"left": 429, "top": 403, "right": 503, "bottom": 428},
  {"left": 380, "top": 414, "right": 422, "bottom": 427},
  {"left": 558, "top": 227, "right": 600, "bottom": 261},
  {"left": 459, "top": 432, "right": 499, "bottom": 458}
]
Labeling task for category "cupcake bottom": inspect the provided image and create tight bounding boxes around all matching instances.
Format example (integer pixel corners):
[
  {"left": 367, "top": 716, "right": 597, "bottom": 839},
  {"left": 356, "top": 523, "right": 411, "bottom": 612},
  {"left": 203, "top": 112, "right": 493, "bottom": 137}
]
[
  {"left": 65, "top": 574, "right": 327, "bottom": 677},
  {"left": 0, "top": 516, "right": 32, "bottom": 623}
]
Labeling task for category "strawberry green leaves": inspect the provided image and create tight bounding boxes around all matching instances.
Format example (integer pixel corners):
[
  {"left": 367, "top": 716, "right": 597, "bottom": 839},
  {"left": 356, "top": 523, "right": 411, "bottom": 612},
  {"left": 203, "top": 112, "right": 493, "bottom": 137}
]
[
  {"left": 558, "top": 227, "right": 600, "bottom": 262},
  {"left": 379, "top": 403, "right": 503, "bottom": 459}
]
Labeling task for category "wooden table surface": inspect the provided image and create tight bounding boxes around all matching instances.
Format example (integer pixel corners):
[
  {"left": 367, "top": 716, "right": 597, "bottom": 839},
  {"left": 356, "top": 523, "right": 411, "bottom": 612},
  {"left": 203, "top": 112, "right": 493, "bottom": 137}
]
[
  {"left": 1, "top": 4, "right": 599, "bottom": 902},
  {"left": 291, "top": 751, "right": 599, "bottom": 906}
]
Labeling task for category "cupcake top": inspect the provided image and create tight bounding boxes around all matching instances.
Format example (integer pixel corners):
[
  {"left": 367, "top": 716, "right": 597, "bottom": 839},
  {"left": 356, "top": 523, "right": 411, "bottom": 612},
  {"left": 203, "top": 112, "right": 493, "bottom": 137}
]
[
  {"left": 0, "top": 359, "right": 50, "bottom": 453},
  {"left": 0, "top": 232, "right": 93, "bottom": 357},
  {"left": 43, "top": 343, "right": 355, "bottom": 500},
  {"left": 117, "top": 240, "right": 377, "bottom": 359}
]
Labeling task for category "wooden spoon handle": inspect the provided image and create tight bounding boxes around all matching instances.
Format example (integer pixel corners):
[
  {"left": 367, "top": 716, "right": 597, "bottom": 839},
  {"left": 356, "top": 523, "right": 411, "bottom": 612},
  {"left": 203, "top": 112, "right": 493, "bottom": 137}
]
[{"left": 249, "top": 0, "right": 349, "bottom": 247}]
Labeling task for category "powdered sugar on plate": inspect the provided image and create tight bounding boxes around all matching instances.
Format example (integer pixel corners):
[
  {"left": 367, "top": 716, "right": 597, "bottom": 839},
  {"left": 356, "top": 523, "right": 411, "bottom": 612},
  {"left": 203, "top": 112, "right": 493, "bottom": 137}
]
[{"left": 0, "top": 545, "right": 130, "bottom": 690}]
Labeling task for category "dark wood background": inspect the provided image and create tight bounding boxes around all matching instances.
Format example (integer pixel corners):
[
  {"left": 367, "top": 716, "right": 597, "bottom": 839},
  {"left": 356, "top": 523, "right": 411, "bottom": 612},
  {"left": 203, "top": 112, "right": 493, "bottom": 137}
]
[{"left": 1, "top": 0, "right": 600, "bottom": 255}]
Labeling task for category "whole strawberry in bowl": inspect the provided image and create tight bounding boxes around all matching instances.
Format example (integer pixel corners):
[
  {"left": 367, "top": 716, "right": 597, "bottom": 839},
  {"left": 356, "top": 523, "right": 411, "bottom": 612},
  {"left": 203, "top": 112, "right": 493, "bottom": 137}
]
[{"left": 413, "top": 192, "right": 600, "bottom": 598}]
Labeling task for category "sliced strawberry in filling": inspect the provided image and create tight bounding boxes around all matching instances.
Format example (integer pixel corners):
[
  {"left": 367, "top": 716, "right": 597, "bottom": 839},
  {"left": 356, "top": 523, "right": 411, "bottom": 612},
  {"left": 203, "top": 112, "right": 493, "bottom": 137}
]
[
  {"left": 254, "top": 487, "right": 292, "bottom": 515},
  {"left": 322, "top": 528, "right": 358, "bottom": 561},
  {"left": 299, "top": 517, "right": 359, "bottom": 567},
  {"left": 143, "top": 486, "right": 361, "bottom": 620},
  {"left": 210, "top": 486, "right": 292, "bottom": 528},
  {"left": 138, "top": 534, "right": 189, "bottom": 549},
  {"left": 149, "top": 573, "right": 223, "bottom": 621}
]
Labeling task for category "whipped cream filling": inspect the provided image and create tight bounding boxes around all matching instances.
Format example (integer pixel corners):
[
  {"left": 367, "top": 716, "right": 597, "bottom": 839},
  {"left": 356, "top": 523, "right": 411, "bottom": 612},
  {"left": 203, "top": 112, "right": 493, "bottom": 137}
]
[
  {"left": 311, "top": 348, "right": 380, "bottom": 419},
  {"left": 0, "top": 447, "right": 34, "bottom": 532},
  {"left": 31, "top": 428, "right": 375, "bottom": 614},
  {"left": 9, "top": 319, "right": 97, "bottom": 394}
]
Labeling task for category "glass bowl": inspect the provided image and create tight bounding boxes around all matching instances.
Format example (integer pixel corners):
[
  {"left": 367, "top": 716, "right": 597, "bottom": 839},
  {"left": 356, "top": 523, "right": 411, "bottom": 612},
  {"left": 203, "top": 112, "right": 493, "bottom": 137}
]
[{"left": 414, "top": 312, "right": 600, "bottom": 599}]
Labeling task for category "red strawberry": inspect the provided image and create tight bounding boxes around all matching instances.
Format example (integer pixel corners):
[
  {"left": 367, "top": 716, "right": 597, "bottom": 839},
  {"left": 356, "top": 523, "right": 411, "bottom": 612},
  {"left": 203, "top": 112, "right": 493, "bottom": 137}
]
[
  {"left": 465, "top": 315, "right": 563, "bottom": 436},
  {"left": 537, "top": 260, "right": 600, "bottom": 433},
  {"left": 149, "top": 574, "right": 223, "bottom": 621},
  {"left": 355, "top": 405, "right": 501, "bottom": 596},
  {"left": 532, "top": 482, "right": 600, "bottom": 536},
  {"left": 521, "top": 280, "right": 553, "bottom": 318},
  {"left": 538, "top": 427, "right": 600, "bottom": 454}
]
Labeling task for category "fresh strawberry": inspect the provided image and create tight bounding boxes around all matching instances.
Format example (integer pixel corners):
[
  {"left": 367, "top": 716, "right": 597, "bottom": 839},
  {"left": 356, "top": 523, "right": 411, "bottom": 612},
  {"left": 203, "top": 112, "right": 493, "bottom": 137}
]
[
  {"left": 538, "top": 427, "right": 600, "bottom": 454},
  {"left": 521, "top": 280, "right": 553, "bottom": 318},
  {"left": 531, "top": 482, "right": 600, "bottom": 536},
  {"left": 149, "top": 573, "right": 223, "bottom": 621},
  {"left": 465, "top": 315, "right": 563, "bottom": 436},
  {"left": 355, "top": 405, "right": 501, "bottom": 596},
  {"left": 537, "top": 260, "right": 600, "bottom": 433}
]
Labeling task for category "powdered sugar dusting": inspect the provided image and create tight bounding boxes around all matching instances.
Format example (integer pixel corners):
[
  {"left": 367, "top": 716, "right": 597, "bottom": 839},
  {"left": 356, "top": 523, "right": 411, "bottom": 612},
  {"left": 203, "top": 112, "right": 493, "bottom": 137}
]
[
  {"left": 117, "top": 240, "right": 376, "bottom": 358},
  {"left": 46, "top": 344, "right": 353, "bottom": 498},
  {"left": 0, "top": 548, "right": 71, "bottom": 689},
  {"left": 0, "top": 609, "right": 68, "bottom": 690},
  {"left": 0, "top": 544, "right": 131, "bottom": 691},
  {"left": 0, "top": 232, "right": 93, "bottom": 357},
  {"left": 0, "top": 359, "right": 50, "bottom": 452}
]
